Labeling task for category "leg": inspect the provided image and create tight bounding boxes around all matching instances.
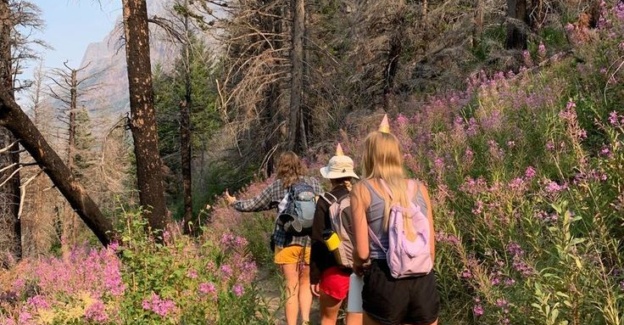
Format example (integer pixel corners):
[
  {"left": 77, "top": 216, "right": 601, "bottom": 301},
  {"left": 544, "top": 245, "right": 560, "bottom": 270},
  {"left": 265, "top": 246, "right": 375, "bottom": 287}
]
[
  {"left": 345, "top": 312, "right": 363, "bottom": 325},
  {"left": 281, "top": 263, "right": 300, "bottom": 325},
  {"left": 318, "top": 292, "right": 341, "bottom": 325},
  {"left": 298, "top": 264, "right": 312, "bottom": 323}
]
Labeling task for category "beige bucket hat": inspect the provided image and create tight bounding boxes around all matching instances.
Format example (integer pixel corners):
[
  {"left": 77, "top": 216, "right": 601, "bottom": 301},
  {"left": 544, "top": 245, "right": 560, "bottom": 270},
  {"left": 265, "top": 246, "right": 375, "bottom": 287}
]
[{"left": 320, "top": 143, "right": 359, "bottom": 179}]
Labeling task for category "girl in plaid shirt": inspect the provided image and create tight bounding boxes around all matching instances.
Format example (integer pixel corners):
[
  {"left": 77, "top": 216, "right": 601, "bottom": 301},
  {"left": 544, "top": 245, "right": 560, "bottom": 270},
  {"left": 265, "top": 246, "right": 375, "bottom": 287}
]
[{"left": 226, "top": 151, "right": 322, "bottom": 325}]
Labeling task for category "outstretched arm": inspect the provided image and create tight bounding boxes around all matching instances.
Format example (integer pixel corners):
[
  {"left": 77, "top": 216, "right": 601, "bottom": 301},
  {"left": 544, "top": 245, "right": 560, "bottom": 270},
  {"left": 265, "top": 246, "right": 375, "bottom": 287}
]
[{"left": 228, "top": 182, "right": 278, "bottom": 212}]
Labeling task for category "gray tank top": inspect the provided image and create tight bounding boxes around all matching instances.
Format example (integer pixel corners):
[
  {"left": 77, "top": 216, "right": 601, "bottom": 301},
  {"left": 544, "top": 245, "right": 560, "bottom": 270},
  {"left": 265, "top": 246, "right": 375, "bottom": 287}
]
[{"left": 363, "top": 179, "right": 428, "bottom": 260}]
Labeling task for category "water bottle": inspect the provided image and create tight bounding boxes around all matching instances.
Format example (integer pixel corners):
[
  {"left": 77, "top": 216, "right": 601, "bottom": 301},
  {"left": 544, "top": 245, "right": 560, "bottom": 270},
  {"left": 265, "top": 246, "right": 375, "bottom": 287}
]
[
  {"left": 323, "top": 230, "right": 341, "bottom": 252},
  {"left": 346, "top": 273, "right": 363, "bottom": 313}
]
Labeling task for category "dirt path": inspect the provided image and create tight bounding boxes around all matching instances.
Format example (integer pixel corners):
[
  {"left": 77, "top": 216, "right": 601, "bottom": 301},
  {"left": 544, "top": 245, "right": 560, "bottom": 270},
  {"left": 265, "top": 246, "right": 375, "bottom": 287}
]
[{"left": 256, "top": 266, "right": 321, "bottom": 325}]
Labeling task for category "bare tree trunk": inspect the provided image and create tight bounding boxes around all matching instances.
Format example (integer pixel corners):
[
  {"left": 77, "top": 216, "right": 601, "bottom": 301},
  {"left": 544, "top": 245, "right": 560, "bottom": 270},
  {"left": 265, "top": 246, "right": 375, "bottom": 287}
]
[
  {"left": 180, "top": 0, "right": 193, "bottom": 234},
  {"left": 65, "top": 68, "right": 77, "bottom": 249},
  {"left": 383, "top": 3, "right": 405, "bottom": 111},
  {"left": 505, "top": 0, "right": 528, "bottom": 50},
  {"left": 302, "top": 0, "right": 311, "bottom": 148},
  {"left": 473, "top": 0, "right": 484, "bottom": 48},
  {"left": 122, "top": 0, "right": 168, "bottom": 232},
  {"left": 180, "top": 98, "right": 192, "bottom": 233},
  {"left": 67, "top": 69, "right": 77, "bottom": 170},
  {"left": 287, "top": 0, "right": 305, "bottom": 153},
  {"left": 0, "top": 90, "right": 113, "bottom": 247},
  {"left": 0, "top": 0, "right": 21, "bottom": 261}
]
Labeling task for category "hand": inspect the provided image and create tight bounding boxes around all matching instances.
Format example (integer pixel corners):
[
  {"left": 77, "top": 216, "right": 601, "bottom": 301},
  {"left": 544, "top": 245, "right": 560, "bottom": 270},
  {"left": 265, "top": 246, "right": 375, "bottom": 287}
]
[
  {"left": 224, "top": 189, "right": 236, "bottom": 205},
  {"left": 310, "top": 283, "right": 321, "bottom": 297},
  {"left": 353, "top": 257, "right": 371, "bottom": 277}
]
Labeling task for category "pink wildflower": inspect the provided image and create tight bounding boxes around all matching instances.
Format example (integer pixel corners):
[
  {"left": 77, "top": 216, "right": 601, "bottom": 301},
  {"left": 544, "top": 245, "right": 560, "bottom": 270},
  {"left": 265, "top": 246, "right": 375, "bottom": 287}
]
[
  {"left": 232, "top": 284, "right": 245, "bottom": 297},
  {"left": 85, "top": 300, "right": 108, "bottom": 322}
]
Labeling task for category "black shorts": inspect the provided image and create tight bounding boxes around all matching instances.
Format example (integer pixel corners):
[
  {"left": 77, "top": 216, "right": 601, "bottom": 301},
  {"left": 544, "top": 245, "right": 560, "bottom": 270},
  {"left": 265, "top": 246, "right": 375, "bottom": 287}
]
[{"left": 362, "top": 260, "right": 440, "bottom": 325}]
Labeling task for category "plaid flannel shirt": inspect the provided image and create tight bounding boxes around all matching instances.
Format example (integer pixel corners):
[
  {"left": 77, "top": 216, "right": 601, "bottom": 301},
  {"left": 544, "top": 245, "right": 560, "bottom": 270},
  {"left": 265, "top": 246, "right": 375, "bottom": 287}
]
[{"left": 233, "top": 176, "right": 323, "bottom": 248}]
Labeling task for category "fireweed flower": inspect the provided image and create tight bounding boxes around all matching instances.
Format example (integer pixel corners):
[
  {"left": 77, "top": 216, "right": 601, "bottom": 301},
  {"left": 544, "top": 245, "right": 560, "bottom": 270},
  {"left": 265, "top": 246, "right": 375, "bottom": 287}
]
[
  {"left": 508, "top": 178, "right": 525, "bottom": 192},
  {"left": 504, "top": 278, "right": 516, "bottom": 287},
  {"left": 199, "top": 282, "right": 216, "bottom": 295},
  {"left": 545, "top": 180, "right": 566, "bottom": 193},
  {"left": 507, "top": 242, "right": 524, "bottom": 257},
  {"left": 609, "top": 111, "right": 619, "bottom": 125},
  {"left": 12, "top": 278, "right": 25, "bottom": 293},
  {"left": 434, "top": 157, "right": 445, "bottom": 170},
  {"left": 512, "top": 257, "right": 534, "bottom": 277},
  {"left": 472, "top": 200, "right": 484, "bottom": 215},
  {"left": 143, "top": 292, "right": 176, "bottom": 317},
  {"left": 473, "top": 304, "right": 484, "bottom": 317},
  {"left": 522, "top": 50, "right": 534, "bottom": 67},
  {"left": 436, "top": 231, "right": 460, "bottom": 246},
  {"left": 26, "top": 295, "right": 49, "bottom": 309},
  {"left": 220, "top": 264, "right": 233, "bottom": 279},
  {"left": 232, "top": 284, "right": 245, "bottom": 297},
  {"left": 18, "top": 311, "right": 33, "bottom": 324},
  {"left": 187, "top": 269, "right": 198, "bottom": 279},
  {"left": 85, "top": 299, "right": 108, "bottom": 323},
  {"left": 396, "top": 114, "right": 409, "bottom": 127}
]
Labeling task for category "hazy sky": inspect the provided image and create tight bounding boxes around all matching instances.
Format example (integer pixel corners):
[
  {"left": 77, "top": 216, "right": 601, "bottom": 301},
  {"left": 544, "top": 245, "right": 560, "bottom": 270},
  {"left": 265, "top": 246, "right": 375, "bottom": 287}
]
[{"left": 29, "top": 0, "right": 120, "bottom": 72}]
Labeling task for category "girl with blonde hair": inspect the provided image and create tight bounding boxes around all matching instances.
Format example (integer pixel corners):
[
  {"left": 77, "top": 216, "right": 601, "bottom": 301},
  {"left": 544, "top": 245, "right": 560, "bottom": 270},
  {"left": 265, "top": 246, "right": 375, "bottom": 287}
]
[{"left": 350, "top": 115, "right": 439, "bottom": 325}]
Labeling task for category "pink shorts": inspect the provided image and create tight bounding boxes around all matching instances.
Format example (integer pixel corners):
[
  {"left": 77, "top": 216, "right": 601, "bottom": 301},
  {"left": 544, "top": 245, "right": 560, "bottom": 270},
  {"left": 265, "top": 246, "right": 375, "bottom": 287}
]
[{"left": 319, "top": 266, "right": 351, "bottom": 300}]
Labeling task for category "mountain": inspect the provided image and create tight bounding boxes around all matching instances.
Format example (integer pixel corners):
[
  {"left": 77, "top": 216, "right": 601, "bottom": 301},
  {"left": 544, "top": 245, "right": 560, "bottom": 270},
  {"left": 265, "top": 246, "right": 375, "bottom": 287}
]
[{"left": 76, "top": 0, "right": 214, "bottom": 133}]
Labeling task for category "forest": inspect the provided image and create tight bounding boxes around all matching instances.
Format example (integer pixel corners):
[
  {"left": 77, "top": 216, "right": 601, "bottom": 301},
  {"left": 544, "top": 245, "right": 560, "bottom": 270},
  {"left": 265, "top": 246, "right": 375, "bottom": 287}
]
[{"left": 1, "top": 0, "right": 624, "bottom": 324}]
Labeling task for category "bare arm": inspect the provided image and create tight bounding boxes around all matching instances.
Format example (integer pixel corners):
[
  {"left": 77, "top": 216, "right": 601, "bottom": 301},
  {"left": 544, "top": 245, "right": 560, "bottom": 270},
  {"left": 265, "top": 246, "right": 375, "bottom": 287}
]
[{"left": 351, "top": 181, "right": 371, "bottom": 267}]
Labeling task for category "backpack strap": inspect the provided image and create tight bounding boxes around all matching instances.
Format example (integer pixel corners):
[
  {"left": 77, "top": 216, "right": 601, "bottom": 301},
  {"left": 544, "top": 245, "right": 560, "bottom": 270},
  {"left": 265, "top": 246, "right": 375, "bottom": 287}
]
[
  {"left": 368, "top": 228, "right": 387, "bottom": 254},
  {"left": 320, "top": 192, "right": 338, "bottom": 205},
  {"left": 378, "top": 179, "right": 395, "bottom": 200},
  {"left": 413, "top": 180, "right": 429, "bottom": 216},
  {"left": 368, "top": 179, "right": 415, "bottom": 255}
]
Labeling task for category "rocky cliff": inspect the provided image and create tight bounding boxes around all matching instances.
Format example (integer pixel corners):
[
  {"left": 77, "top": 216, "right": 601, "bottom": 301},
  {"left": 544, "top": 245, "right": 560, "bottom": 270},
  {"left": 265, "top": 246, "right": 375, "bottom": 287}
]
[{"left": 76, "top": 0, "right": 212, "bottom": 131}]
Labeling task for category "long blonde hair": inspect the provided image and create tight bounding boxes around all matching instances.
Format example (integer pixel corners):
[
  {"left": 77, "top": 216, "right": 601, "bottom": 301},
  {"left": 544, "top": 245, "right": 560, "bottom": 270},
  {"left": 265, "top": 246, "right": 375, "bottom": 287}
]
[
  {"left": 361, "top": 131, "right": 410, "bottom": 231},
  {"left": 276, "top": 151, "right": 307, "bottom": 188}
]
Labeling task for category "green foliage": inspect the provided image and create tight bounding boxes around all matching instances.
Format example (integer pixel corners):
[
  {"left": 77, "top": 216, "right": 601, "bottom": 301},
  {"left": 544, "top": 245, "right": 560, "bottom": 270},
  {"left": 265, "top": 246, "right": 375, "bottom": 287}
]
[
  {"left": 154, "top": 37, "right": 221, "bottom": 200},
  {"left": 117, "top": 211, "right": 272, "bottom": 324}
]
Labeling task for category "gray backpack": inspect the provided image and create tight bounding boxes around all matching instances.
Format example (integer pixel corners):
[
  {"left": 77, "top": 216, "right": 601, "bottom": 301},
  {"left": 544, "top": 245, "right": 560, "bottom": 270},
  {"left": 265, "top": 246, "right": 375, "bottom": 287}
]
[
  {"left": 321, "top": 192, "right": 355, "bottom": 268},
  {"left": 278, "top": 181, "right": 317, "bottom": 235}
]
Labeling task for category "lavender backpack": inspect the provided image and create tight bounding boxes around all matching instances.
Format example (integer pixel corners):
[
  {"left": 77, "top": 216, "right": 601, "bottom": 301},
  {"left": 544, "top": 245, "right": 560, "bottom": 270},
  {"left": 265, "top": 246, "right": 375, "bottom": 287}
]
[{"left": 368, "top": 179, "right": 433, "bottom": 278}]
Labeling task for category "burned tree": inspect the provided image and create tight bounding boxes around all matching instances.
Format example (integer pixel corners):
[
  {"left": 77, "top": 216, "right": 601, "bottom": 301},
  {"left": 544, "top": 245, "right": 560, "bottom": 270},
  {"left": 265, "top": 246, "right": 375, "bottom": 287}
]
[
  {"left": 122, "top": 0, "right": 168, "bottom": 232},
  {"left": 47, "top": 62, "right": 98, "bottom": 246},
  {"left": 0, "top": 89, "right": 114, "bottom": 246},
  {"left": 0, "top": 0, "right": 20, "bottom": 261},
  {"left": 506, "top": 0, "right": 529, "bottom": 50},
  {"left": 287, "top": 0, "right": 306, "bottom": 152}
]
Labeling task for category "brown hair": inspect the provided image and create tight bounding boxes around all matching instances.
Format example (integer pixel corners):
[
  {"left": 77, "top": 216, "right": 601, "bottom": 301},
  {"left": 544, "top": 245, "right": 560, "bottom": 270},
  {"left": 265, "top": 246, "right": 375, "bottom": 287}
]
[
  {"left": 330, "top": 177, "right": 353, "bottom": 192},
  {"left": 276, "top": 151, "right": 307, "bottom": 188}
]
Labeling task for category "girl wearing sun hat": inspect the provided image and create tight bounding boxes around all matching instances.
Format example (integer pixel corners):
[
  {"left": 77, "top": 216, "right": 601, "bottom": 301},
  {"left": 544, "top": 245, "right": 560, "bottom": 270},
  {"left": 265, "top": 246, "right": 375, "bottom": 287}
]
[{"left": 310, "top": 144, "right": 363, "bottom": 325}]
